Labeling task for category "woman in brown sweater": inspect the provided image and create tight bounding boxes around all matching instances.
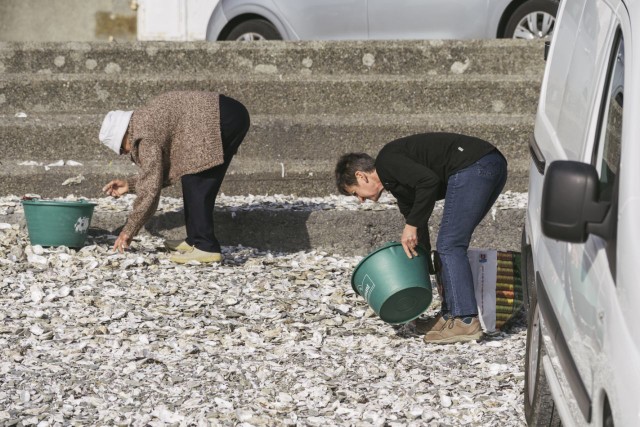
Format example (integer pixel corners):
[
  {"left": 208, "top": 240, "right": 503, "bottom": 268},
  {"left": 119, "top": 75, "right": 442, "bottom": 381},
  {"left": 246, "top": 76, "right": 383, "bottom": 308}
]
[{"left": 99, "top": 91, "right": 250, "bottom": 264}]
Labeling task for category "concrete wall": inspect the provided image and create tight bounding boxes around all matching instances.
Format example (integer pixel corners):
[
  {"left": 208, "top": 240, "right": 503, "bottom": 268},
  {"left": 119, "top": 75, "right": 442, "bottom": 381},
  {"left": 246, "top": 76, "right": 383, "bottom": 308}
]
[
  {"left": 0, "top": 39, "right": 540, "bottom": 253},
  {"left": 0, "top": 0, "right": 136, "bottom": 42}
]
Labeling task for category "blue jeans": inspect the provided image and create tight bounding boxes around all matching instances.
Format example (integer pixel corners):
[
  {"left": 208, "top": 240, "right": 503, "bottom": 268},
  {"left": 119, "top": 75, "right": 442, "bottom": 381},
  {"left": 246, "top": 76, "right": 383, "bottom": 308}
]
[{"left": 436, "top": 150, "right": 507, "bottom": 317}]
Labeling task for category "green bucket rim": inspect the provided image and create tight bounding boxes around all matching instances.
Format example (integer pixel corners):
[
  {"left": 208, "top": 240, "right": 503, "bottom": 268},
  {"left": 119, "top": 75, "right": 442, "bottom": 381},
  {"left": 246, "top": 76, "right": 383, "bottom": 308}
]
[
  {"left": 21, "top": 199, "right": 97, "bottom": 208},
  {"left": 351, "top": 241, "right": 427, "bottom": 294}
]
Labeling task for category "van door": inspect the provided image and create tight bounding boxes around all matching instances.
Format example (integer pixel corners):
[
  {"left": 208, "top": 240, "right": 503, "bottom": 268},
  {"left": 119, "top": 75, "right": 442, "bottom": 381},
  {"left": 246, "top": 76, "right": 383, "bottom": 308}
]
[
  {"left": 533, "top": 0, "right": 621, "bottom": 422},
  {"left": 528, "top": 0, "right": 586, "bottom": 319},
  {"left": 562, "top": 26, "right": 624, "bottom": 423}
]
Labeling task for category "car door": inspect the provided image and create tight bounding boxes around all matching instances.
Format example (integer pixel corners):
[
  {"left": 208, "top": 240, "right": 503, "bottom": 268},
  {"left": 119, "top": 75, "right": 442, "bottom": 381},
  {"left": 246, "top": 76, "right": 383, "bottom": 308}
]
[
  {"left": 366, "top": 0, "right": 508, "bottom": 39},
  {"left": 273, "top": 0, "right": 367, "bottom": 40}
]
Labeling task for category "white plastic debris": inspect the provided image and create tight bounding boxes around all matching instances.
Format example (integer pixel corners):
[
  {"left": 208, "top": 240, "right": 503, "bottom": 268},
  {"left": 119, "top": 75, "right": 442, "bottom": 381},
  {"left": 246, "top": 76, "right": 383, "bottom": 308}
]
[{"left": 61, "top": 175, "right": 85, "bottom": 186}]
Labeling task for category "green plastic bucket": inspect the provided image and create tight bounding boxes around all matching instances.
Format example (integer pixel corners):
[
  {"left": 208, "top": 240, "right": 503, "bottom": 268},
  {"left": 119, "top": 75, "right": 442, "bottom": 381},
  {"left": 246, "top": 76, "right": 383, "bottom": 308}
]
[
  {"left": 21, "top": 199, "right": 97, "bottom": 248},
  {"left": 351, "top": 241, "right": 432, "bottom": 324}
]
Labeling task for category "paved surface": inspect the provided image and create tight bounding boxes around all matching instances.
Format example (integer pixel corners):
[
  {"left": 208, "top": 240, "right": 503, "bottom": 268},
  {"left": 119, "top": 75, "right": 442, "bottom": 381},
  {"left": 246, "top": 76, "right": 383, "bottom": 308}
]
[{"left": 1, "top": 192, "right": 526, "bottom": 256}]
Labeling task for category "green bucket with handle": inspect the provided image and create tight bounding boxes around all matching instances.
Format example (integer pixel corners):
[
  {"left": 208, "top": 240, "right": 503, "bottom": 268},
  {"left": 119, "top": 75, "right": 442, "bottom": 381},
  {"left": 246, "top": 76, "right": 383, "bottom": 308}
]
[
  {"left": 351, "top": 241, "right": 432, "bottom": 324},
  {"left": 21, "top": 199, "right": 97, "bottom": 248}
]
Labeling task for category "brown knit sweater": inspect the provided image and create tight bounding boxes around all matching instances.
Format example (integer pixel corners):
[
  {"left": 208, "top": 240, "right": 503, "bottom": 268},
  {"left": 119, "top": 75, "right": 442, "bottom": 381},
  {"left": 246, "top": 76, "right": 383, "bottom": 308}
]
[{"left": 122, "top": 91, "right": 223, "bottom": 237}]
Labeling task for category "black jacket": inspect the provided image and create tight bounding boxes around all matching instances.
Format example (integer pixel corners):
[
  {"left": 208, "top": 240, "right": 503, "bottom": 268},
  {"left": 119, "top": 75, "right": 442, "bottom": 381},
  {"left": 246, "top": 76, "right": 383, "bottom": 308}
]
[{"left": 375, "top": 133, "right": 498, "bottom": 227}]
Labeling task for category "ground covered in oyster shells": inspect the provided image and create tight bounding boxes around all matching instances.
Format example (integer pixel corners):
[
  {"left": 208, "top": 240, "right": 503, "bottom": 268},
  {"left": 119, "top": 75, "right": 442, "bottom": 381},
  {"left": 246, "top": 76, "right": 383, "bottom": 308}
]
[
  {"left": 0, "top": 190, "right": 528, "bottom": 216},
  {"left": 0, "top": 224, "right": 527, "bottom": 426}
]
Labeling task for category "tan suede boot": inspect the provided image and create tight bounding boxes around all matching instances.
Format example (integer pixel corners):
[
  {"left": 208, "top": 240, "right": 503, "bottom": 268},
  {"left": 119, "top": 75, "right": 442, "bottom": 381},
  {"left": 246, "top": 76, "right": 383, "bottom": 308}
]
[
  {"left": 169, "top": 248, "right": 223, "bottom": 264},
  {"left": 164, "top": 239, "right": 192, "bottom": 253},
  {"left": 414, "top": 313, "right": 448, "bottom": 334},
  {"left": 423, "top": 316, "right": 483, "bottom": 344}
]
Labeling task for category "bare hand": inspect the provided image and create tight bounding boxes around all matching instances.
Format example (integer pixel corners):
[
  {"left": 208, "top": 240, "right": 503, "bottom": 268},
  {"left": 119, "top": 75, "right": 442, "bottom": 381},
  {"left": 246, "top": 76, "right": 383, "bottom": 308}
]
[
  {"left": 102, "top": 179, "right": 129, "bottom": 198},
  {"left": 113, "top": 231, "right": 132, "bottom": 253},
  {"left": 401, "top": 224, "right": 419, "bottom": 258}
]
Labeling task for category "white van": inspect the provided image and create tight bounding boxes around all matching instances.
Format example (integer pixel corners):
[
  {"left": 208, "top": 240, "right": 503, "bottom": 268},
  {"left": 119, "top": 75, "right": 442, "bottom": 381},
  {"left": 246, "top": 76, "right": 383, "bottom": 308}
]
[{"left": 522, "top": 0, "right": 639, "bottom": 425}]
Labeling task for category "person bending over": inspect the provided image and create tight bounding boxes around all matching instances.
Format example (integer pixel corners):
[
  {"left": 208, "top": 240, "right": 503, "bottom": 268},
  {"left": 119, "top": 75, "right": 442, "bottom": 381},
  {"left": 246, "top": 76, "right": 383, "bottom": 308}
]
[
  {"left": 335, "top": 133, "right": 507, "bottom": 344},
  {"left": 99, "top": 91, "right": 250, "bottom": 264}
]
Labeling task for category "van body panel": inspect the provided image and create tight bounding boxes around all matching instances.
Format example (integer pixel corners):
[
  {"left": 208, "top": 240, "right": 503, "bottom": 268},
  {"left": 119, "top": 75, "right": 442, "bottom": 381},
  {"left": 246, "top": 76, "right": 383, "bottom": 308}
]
[
  {"left": 612, "top": 6, "right": 640, "bottom": 423},
  {"left": 616, "top": 0, "right": 639, "bottom": 355},
  {"left": 536, "top": 0, "right": 582, "bottom": 147},
  {"left": 556, "top": 1, "right": 614, "bottom": 160},
  {"left": 557, "top": 6, "right": 620, "bottom": 417},
  {"left": 526, "top": 0, "right": 640, "bottom": 424}
]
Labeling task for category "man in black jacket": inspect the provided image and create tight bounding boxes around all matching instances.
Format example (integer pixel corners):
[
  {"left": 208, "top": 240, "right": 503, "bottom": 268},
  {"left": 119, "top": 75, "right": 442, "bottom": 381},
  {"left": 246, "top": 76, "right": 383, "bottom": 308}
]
[{"left": 335, "top": 133, "right": 507, "bottom": 344}]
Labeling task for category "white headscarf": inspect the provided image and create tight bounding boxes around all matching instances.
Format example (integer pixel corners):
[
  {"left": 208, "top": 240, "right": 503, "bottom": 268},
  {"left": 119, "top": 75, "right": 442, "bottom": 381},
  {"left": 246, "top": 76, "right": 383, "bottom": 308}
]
[{"left": 99, "top": 110, "right": 133, "bottom": 154}]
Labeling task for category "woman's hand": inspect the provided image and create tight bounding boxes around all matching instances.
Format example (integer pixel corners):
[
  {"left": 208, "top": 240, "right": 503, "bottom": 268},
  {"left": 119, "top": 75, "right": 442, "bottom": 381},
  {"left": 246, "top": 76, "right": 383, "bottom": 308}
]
[
  {"left": 113, "top": 231, "right": 132, "bottom": 253},
  {"left": 401, "top": 224, "right": 419, "bottom": 258},
  {"left": 102, "top": 179, "right": 129, "bottom": 198}
]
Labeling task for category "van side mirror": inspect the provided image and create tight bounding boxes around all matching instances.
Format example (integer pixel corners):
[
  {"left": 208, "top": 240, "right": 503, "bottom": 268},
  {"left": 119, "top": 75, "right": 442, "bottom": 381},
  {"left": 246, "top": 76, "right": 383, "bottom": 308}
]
[{"left": 541, "top": 161, "right": 611, "bottom": 242}]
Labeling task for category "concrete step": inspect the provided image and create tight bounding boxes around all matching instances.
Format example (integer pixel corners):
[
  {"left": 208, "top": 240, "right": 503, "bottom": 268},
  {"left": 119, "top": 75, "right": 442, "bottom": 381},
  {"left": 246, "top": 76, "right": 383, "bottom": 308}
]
[
  {"left": 1, "top": 112, "right": 534, "bottom": 161},
  {"left": 1, "top": 196, "right": 526, "bottom": 255},
  {"left": 0, "top": 153, "right": 530, "bottom": 198},
  {"left": 1, "top": 110, "right": 533, "bottom": 198},
  {"left": 0, "top": 39, "right": 545, "bottom": 76},
  {"left": 0, "top": 73, "right": 542, "bottom": 115},
  {"left": 0, "top": 39, "right": 539, "bottom": 214}
]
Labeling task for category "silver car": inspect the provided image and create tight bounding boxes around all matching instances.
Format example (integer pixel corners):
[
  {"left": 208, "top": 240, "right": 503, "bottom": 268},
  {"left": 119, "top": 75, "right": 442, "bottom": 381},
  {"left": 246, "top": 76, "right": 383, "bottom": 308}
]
[{"left": 206, "top": 0, "right": 559, "bottom": 41}]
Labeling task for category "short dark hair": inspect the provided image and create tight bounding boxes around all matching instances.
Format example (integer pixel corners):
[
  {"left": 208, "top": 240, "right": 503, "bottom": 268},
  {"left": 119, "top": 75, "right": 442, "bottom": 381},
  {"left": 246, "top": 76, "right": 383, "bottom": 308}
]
[{"left": 335, "top": 152, "right": 375, "bottom": 195}]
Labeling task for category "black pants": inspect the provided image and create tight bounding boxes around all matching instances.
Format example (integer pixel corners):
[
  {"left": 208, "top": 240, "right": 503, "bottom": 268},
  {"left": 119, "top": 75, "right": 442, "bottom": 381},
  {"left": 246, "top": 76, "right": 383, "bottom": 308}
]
[{"left": 181, "top": 95, "right": 250, "bottom": 252}]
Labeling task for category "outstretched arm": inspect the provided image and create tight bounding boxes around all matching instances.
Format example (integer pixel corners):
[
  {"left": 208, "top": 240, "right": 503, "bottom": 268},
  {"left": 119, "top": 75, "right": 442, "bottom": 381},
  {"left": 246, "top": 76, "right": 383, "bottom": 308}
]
[
  {"left": 102, "top": 179, "right": 129, "bottom": 198},
  {"left": 120, "top": 140, "right": 164, "bottom": 241}
]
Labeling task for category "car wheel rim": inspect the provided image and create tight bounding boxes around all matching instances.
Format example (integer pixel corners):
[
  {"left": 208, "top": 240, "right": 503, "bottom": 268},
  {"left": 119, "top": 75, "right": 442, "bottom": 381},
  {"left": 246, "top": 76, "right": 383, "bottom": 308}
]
[
  {"left": 236, "top": 32, "right": 267, "bottom": 41},
  {"left": 527, "top": 306, "right": 541, "bottom": 402},
  {"left": 513, "top": 12, "right": 555, "bottom": 40}
]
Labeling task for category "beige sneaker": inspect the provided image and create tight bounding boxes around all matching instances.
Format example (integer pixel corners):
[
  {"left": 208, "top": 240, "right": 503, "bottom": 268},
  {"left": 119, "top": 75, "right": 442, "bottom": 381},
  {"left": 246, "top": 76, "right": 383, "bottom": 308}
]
[
  {"left": 423, "top": 316, "right": 483, "bottom": 344},
  {"left": 169, "top": 247, "right": 223, "bottom": 264},
  {"left": 414, "top": 313, "right": 448, "bottom": 334},
  {"left": 164, "top": 239, "right": 192, "bottom": 253}
]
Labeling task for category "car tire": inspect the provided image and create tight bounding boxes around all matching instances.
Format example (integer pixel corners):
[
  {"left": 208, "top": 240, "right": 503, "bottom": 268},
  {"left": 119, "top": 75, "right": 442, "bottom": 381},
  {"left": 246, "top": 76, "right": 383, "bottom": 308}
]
[
  {"left": 226, "top": 19, "right": 282, "bottom": 41},
  {"left": 524, "top": 293, "right": 561, "bottom": 426},
  {"left": 504, "top": 0, "right": 559, "bottom": 39}
]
